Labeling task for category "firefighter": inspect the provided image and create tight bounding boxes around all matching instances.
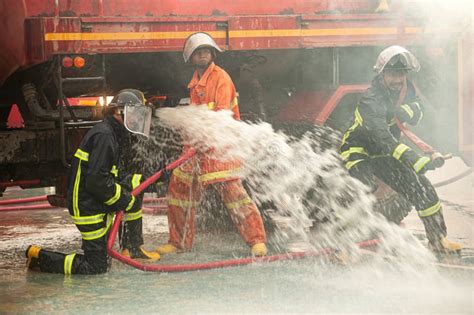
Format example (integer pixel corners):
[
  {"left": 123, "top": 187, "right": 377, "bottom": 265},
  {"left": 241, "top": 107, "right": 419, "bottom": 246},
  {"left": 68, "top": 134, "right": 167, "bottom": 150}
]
[
  {"left": 156, "top": 32, "right": 268, "bottom": 256},
  {"left": 339, "top": 45, "right": 462, "bottom": 254},
  {"left": 26, "top": 89, "right": 161, "bottom": 275}
]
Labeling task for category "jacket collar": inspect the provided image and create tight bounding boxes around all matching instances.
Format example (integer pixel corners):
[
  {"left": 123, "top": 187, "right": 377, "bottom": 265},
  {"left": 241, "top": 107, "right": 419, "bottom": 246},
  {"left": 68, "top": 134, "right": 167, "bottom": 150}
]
[
  {"left": 105, "top": 115, "right": 127, "bottom": 139},
  {"left": 187, "top": 62, "right": 216, "bottom": 89}
]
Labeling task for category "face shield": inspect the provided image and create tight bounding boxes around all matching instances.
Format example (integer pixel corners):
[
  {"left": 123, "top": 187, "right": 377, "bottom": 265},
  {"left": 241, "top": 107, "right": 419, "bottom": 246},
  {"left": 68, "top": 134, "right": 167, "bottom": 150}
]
[{"left": 123, "top": 104, "right": 152, "bottom": 138}]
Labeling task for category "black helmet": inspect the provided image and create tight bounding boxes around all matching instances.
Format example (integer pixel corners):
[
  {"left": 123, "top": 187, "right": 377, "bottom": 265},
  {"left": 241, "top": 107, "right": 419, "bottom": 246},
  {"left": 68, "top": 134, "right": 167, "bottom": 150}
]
[
  {"left": 109, "top": 89, "right": 146, "bottom": 108},
  {"left": 108, "top": 89, "right": 152, "bottom": 138}
]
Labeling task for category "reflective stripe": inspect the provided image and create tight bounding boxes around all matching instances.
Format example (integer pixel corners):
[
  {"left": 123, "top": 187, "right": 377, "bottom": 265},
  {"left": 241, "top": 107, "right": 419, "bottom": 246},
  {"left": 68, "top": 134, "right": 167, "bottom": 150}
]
[
  {"left": 131, "top": 174, "right": 142, "bottom": 190},
  {"left": 110, "top": 165, "right": 118, "bottom": 177},
  {"left": 64, "top": 253, "right": 76, "bottom": 275},
  {"left": 71, "top": 213, "right": 106, "bottom": 225},
  {"left": 74, "top": 149, "right": 89, "bottom": 162},
  {"left": 413, "top": 156, "right": 430, "bottom": 173},
  {"left": 345, "top": 159, "right": 364, "bottom": 170},
  {"left": 392, "top": 143, "right": 411, "bottom": 160},
  {"left": 207, "top": 102, "right": 216, "bottom": 110},
  {"left": 401, "top": 104, "right": 414, "bottom": 119},
  {"left": 225, "top": 196, "right": 253, "bottom": 210},
  {"left": 418, "top": 201, "right": 441, "bottom": 217},
  {"left": 388, "top": 118, "right": 396, "bottom": 126},
  {"left": 125, "top": 196, "right": 136, "bottom": 212},
  {"left": 73, "top": 160, "right": 82, "bottom": 217},
  {"left": 340, "top": 147, "right": 368, "bottom": 161},
  {"left": 104, "top": 183, "right": 122, "bottom": 205},
  {"left": 354, "top": 107, "right": 363, "bottom": 125},
  {"left": 198, "top": 169, "right": 240, "bottom": 183},
  {"left": 340, "top": 106, "right": 362, "bottom": 148},
  {"left": 168, "top": 198, "right": 199, "bottom": 208},
  {"left": 80, "top": 214, "right": 113, "bottom": 241},
  {"left": 413, "top": 102, "right": 423, "bottom": 122},
  {"left": 124, "top": 209, "right": 142, "bottom": 222},
  {"left": 230, "top": 97, "right": 238, "bottom": 110},
  {"left": 172, "top": 168, "right": 194, "bottom": 184}
]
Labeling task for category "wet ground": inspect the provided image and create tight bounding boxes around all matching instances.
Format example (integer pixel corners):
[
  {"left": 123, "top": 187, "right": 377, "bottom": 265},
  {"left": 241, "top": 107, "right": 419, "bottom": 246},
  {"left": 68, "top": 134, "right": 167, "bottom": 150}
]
[{"left": 0, "top": 159, "right": 472, "bottom": 314}]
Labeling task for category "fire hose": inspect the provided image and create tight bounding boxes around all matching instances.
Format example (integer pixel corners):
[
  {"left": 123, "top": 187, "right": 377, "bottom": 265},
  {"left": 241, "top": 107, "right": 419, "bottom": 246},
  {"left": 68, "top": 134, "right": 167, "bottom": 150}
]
[
  {"left": 397, "top": 120, "right": 473, "bottom": 188},
  {"left": 104, "top": 149, "right": 381, "bottom": 272}
]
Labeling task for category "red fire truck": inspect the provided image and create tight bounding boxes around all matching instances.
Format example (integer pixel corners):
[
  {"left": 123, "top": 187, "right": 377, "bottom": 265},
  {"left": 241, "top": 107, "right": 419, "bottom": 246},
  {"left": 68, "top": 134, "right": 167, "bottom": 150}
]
[{"left": 0, "top": 1, "right": 472, "bottom": 213}]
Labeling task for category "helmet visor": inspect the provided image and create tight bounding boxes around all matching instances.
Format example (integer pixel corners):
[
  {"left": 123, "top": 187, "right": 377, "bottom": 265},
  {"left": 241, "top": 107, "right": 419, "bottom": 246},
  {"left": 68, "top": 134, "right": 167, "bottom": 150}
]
[{"left": 124, "top": 104, "right": 152, "bottom": 138}]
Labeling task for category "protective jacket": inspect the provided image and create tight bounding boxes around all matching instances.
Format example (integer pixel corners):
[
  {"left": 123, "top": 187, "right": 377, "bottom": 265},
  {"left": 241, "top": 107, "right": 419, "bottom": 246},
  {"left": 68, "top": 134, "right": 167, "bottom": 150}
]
[
  {"left": 176, "top": 62, "right": 241, "bottom": 185},
  {"left": 32, "top": 116, "right": 144, "bottom": 275},
  {"left": 68, "top": 116, "right": 138, "bottom": 220},
  {"left": 340, "top": 75, "right": 427, "bottom": 173},
  {"left": 339, "top": 76, "right": 448, "bottom": 243},
  {"left": 165, "top": 62, "right": 266, "bottom": 250}
]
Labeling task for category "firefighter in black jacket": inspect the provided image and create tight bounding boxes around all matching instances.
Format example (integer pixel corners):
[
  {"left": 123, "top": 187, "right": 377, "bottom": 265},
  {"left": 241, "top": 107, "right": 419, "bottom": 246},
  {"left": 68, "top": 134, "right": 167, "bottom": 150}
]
[
  {"left": 26, "top": 89, "right": 160, "bottom": 275},
  {"left": 340, "top": 45, "right": 462, "bottom": 253}
]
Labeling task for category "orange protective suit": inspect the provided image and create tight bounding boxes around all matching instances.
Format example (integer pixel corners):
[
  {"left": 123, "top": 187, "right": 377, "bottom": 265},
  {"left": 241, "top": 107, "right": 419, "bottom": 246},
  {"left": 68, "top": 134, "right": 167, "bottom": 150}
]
[{"left": 166, "top": 62, "right": 266, "bottom": 250}]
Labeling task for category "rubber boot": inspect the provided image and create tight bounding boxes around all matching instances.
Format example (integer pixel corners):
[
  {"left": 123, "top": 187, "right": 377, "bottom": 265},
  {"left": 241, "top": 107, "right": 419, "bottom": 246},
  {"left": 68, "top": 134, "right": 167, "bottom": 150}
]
[
  {"left": 121, "top": 245, "right": 160, "bottom": 261},
  {"left": 428, "top": 237, "right": 463, "bottom": 254},
  {"left": 251, "top": 243, "right": 268, "bottom": 257},
  {"left": 155, "top": 244, "right": 178, "bottom": 254},
  {"left": 25, "top": 245, "right": 41, "bottom": 270}
]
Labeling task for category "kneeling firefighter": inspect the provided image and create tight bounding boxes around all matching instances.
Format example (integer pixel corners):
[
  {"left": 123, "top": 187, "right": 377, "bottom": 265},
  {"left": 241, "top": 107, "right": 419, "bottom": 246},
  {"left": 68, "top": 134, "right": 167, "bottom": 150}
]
[
  {"left": 339, "top": 45, "right": 462, "bottom": 254},
  {"left": 26, "top": 89, "right": 160, "bottom": 275}
]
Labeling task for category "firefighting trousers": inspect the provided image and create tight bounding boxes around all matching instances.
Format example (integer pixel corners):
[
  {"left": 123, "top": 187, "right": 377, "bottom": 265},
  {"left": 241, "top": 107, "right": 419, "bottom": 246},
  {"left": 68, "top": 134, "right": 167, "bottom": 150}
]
[
  {"left": 36, "top": 203, "right": 145, "bottom": 275},
  {"left": 166, "top": 175, "right": 266, "bottom": 250},
  {"left": 349, "top": 156, "right": 447, "bottom": 243}
]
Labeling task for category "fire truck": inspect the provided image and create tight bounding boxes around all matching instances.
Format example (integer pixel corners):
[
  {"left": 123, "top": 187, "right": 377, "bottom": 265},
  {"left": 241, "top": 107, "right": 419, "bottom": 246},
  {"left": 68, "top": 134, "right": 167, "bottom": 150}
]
[{"left": 0, "top": 1, "right": 472, "bottom": 216}]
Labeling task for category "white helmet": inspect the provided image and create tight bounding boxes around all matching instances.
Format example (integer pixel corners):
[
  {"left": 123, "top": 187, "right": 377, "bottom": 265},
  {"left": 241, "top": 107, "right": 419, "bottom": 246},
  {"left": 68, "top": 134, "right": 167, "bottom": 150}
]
[
  {"left": 183, "top": 32, "right": 222, "bottom": 63},
  {"left": 373, "top": 45, "right": 421, "bottom": 74}
]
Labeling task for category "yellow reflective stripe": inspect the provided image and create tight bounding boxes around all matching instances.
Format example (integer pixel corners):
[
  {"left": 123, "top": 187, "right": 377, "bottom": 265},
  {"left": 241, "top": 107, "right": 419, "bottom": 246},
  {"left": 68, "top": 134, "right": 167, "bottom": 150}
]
[
  {"left": 388, "top": 118, "right": 396, "bottom": 126},
  {"left": 172, "top": 168, "right": 194, "bottom": 184},
  {"left": 198, "top": 169, "right": 240, "bottom": 183},
  {"left": 345, "top": 159, "right": 364, "bottom": 170},
  {"left": 124, "top": 209, "right": 142, "bottom": 222},
  {"left": 225, "top": 196, "right": 253, "bottom": 210},
  {"left": 64, "top": 253, "right": 76, "bottom": 275},
  {"left": 392, "top": 143, "right": 411, "bottom": 160},
  {"left": 340, "top": 147, "right": 368, "bottom": 160},
  {"left": 413, "top": 102, "right": 423, "bottom": 122},
  {"left": 413, "top": 156, "right": 430, "bottom": 173},
  {"left": 74, "top": 149, "right": 89, "bottom": 162},
  {"left": 207, "top": 102, "right": 216, "bottom": 110},
  {"left": 80, "top": 214, "right": 113, "bottom": 241},
  {"left": 125, "top": 196, "right": 136, "bottom": 212},
  {"left": 110, "top": 165, "right": 118, "bottom": 177},
  {"left": 401, "top": 104, "right": 414, "bottom": 119},
  {"left": 73, "top": 160, "right": 82, "bottom": 217},
  {"left": 131, "top": 174, "right": 142, "bottom": 190},
  {"left": 418, "top": 201, "right": 441, "bottom": 217},
  {"left": 340, "top": 106, "right": 362, "bottom": 148},
  {"left": 71, "top": 213, "right": 106, "bottom": 225},
  {"left": 354, "top": 107, "right": 363, "bottom": 125},
  {"left": 230, "top": 97, "right": 238, "bottom": 110},
  {"left": 168, "top": 198, "right": 199, "bottom": 208},
  {"left": 104, "top": 183, "right": 122, "bottom": 205}
]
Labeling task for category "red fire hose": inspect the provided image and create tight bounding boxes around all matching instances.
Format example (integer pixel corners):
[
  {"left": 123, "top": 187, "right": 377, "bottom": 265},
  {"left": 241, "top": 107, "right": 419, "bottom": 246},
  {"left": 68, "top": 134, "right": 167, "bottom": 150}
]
[{"left": 106, "top": 149, "right": 380, "bottom": 272}]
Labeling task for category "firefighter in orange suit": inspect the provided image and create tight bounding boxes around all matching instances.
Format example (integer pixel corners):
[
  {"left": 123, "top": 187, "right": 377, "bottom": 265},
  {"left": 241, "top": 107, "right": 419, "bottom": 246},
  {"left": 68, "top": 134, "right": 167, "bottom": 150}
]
[{"left": 156, "top": 32, "right": 267, "bottom": 256}]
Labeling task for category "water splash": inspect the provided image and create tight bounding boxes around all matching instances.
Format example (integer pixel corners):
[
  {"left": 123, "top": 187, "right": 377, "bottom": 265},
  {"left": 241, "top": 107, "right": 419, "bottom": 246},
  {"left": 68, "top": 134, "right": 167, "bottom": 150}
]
[{"left": 134, "top": 105, "right": 438, "bottom": 273}]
